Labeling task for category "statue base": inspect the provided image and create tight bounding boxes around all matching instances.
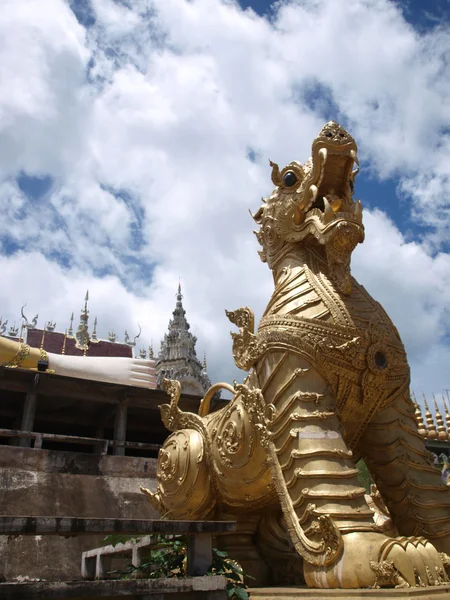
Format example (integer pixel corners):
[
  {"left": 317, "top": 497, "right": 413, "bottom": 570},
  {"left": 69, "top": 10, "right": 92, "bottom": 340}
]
[{"left": 249, "top": 586, "right": 450, "bottom": 599}]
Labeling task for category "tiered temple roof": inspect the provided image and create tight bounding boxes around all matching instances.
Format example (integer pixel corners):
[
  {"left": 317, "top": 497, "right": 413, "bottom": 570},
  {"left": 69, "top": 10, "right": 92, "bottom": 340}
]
[{"left": 155, "top": 283, "right": 214, "bottom": 397}]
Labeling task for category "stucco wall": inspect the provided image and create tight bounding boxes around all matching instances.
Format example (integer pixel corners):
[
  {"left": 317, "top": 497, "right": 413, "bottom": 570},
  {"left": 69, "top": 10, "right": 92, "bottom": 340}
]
[{"left": 0, "top": 447, "right": 158, "bottom": 581}]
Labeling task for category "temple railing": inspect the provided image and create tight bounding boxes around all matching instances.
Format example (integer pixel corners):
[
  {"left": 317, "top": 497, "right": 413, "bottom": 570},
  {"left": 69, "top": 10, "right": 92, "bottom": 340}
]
[{"left": 0, "top": 428, "right": 161, "bottom": 454}]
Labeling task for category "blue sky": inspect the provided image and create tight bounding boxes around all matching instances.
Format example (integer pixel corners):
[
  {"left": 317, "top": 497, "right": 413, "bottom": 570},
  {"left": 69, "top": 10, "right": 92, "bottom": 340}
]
[{"left": 0, "top": 0, "right": 450, "bottom": 401}]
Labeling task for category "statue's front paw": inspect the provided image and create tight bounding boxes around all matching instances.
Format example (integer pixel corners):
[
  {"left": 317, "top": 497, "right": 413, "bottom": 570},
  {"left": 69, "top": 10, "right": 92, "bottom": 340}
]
[{"left": 304, "top": 532, "right": 449, "bottom": 589}]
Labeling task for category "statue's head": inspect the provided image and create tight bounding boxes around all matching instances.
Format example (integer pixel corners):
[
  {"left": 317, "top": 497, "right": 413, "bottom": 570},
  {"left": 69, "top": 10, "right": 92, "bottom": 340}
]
[{"left": 252, "top": 122, "right": 364, "bottom": 294}]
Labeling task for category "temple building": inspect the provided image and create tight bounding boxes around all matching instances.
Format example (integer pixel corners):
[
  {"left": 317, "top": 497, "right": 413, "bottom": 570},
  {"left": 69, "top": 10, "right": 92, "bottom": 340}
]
[
  {"left": 0, "top": 285, "right": 217, "bottom": 458},
  {"left": 0, "top": 286, "right": 227, "bottom": 582}
]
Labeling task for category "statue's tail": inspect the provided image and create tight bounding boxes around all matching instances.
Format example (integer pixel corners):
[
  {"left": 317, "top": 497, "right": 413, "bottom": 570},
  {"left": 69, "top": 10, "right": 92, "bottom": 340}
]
[{"left": 358, "top": 392, "right": 450, "bottom": 555}]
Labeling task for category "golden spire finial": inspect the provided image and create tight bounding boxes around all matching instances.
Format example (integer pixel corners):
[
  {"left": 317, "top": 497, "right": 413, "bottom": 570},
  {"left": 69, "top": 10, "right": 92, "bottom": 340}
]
[
  {"left": 423, "top": 393, "right": 437, "bottom": 439},
  {"left": 149, "top": 341, "right": 154, "bottom": 359},
  {"left": 433, "top": 394, "right": 447, "bottom": 440},
  {"left": 443, "top": 393, "right": 450, "bottom": 437},
  {"left": 40, "top": 328, "right": 46, "bottom": 351},
  {"left": 412, "top": 391, "right": 427, "bottom": 438},
  {"left": 203, "top": 351, "right": 207, "bottom": 371}
]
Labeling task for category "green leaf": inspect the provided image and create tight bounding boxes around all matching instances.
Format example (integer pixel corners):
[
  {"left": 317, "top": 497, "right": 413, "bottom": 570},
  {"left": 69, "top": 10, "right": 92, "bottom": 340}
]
[
  {"left": 227, "top": 587, "right": 237, "bottom": 597},
  {"left": 226, "top": 571, "right": 242, "bottom": 582},
  {"left": 234, "top": 588, "right": 249, "bottom": 600},
  {"left": 214, "top": 550, "right": 229, "bottom": 558}
]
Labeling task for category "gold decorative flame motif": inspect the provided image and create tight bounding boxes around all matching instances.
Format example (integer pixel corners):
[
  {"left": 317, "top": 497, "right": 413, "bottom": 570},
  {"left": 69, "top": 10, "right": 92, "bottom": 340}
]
[{"left": 144, "top": 123, "right": 450, "bottom": 590}]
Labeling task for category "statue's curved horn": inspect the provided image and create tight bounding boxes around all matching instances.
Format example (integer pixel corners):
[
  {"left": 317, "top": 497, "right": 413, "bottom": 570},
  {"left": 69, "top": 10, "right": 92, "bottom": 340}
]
[{"left": 269, "top": 160, "right": 282, "bottom": 186}]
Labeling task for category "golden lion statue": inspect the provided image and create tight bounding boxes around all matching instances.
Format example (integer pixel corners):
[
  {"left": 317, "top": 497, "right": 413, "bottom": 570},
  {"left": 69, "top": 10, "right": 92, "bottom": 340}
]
[{"left": 143, "top": 122, "right": 450, "bottom": 589}]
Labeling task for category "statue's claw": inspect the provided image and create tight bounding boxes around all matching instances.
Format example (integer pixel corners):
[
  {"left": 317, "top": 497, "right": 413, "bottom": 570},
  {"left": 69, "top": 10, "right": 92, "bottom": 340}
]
[{"left": 140, "top": 486, "right": 163, "bottom": 514}]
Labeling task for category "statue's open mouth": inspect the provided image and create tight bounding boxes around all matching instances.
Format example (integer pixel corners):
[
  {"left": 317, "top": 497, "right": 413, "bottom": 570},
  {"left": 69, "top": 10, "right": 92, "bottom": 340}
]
[
  {"left": 253, "top": 121, "right": 365, "bottom": 275},
  {"left": 304, "top": 144, "right": 363, "bottom": 233}
]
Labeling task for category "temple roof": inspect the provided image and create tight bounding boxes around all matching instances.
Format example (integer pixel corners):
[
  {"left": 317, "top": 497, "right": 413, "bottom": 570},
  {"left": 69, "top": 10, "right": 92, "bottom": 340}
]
[
  {"left": 1, "top": 293, "right": 139, "bottom": 359},
  {"left": 26, "top": 329, "right": 133, "bottom": 358}
]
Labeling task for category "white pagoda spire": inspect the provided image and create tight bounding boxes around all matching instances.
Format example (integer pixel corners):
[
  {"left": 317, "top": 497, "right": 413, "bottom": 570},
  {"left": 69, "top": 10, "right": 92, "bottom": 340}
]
[{"left": 156, "top": 283, "right": 214, "bottom": 397}]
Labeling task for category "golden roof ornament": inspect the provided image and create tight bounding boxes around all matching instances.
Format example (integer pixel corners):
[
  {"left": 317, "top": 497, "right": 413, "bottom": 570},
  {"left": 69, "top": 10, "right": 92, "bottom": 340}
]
[
  {"left": 412, "top": 391, "right": 427, "bottom": 438},
  {"left": 423, "top": 394, "right": 437, "bottom": 440},
  {"left": 39, "top": 328, "right": 46, "bottom": 350},
  {"left": 443, "top": 393, "right": 450, "bottom": 435},
  {"left": 434, "top": 395, "right": 448, "bottom": 441}
]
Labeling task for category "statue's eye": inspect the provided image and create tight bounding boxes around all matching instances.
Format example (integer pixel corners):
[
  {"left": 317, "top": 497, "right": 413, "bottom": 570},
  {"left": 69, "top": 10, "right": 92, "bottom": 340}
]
[{"left": 283, "top": 171, "right": 297, "bottom": 187}]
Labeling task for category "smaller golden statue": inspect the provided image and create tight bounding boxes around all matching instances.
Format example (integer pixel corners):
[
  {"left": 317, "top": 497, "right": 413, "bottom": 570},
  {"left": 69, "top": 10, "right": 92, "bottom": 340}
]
[{"left": 144, "top": 123, "right": 450, "bottom": 590}]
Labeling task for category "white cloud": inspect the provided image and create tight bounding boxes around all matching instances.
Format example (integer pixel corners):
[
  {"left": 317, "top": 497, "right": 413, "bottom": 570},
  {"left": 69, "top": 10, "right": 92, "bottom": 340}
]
[
  {"left": 0, "top": 0, "right": 449, "bottom": 401},
  {"left": 352, "top": 210, "right": 450, "bottom": 391},
  {"left": 0, "top": 0, "right": 90, "bottom": 178}
]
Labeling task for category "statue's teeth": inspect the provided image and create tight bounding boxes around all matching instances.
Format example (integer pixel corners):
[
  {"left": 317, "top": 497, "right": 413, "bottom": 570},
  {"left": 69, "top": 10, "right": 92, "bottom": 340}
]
[
  {"left": 323, "top": 197, "right": 334, "bottom": 224},
  {"left": 350, "top": 149, "right": 359, "bottom": 166},
  {"left": 354, "top": 199, "right": 363, "bottom": 220},
  {"left": 309, "top": 184, "right": 318, "bottom": 204},
  {"left": 319, "top": 147, "right": 328, "bottom": 164}
]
